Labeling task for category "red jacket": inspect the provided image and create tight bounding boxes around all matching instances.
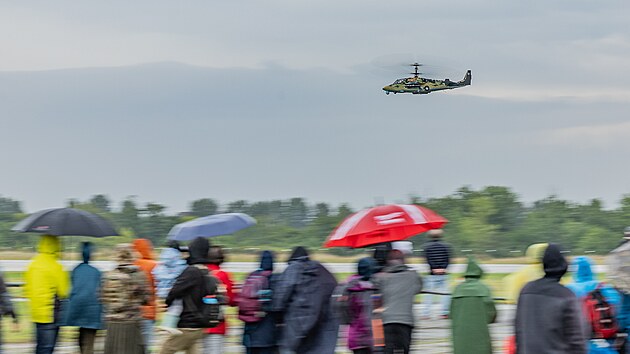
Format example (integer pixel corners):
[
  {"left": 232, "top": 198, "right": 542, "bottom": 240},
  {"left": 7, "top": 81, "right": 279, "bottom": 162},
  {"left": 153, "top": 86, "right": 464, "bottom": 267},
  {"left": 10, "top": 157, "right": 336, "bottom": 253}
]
[{"left": 206, "top": 264, "right": 235, "bottom": 334}]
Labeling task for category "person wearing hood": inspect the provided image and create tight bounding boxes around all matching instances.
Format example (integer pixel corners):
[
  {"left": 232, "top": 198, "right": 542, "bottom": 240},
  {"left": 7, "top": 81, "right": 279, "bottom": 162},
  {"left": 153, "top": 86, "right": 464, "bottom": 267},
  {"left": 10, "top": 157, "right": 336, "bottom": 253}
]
[
  {"left": 101, "top": 243, "right": 150, "bottom": 354},
  {"left": 515, "top": 243, "right": 587, "bottom": 354},
  {"left": 372, "top": 250, "right": 423, "bottom": 354},
  {"left": 64, "top": 242, "right": 103, "bottom": 354},
  {"left": 153, "top": 241, "right": 188, "bottom": 299},
  {"left": 160, "top": 237, "right": 218, "bottom": 354},
  {"left": 346, "top": 257, "right": 378, "bottom": 354},
  {"left": 24, "top": 235, "right": 70, "bottom": 354},
  {"left": 241, "top": 250, "right": 279, "bottom": 354},
  {"left": 132, "top": 238, "right": 158, "bottom": 350},
  {"left": 504, "top": 243, "right": 548, "bottom": 304},
  {"left": 203, "top": 245, "right": 236, "bottom": 353},
  {"left": 450, "top": 258, "right": 497, "bottom": 354},
  {"left": 272, "top": 246, "right": 339, "bottom": 354}
]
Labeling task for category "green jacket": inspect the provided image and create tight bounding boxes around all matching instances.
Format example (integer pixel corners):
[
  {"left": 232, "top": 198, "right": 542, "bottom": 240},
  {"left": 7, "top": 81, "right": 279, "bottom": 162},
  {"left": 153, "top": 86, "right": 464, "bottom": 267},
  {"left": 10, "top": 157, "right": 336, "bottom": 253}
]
[{"left": 450, "top": 258, "right": 497, "bottom": 354}]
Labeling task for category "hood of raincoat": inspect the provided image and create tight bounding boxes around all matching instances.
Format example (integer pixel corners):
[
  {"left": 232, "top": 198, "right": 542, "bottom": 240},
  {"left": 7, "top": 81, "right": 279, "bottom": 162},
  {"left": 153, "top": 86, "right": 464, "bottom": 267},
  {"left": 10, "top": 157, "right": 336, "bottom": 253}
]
[
  {"left": 82, "top": 242, "right": 93, "bottom": 263},
  {"left": 288, "top": 246, "right": 309, "bottom": 262},
  {"left": 358, "top": 257, "right": 377, "bottom": 280},
  {"left": 187, "top": 237, "right": 210, "bottom": 265},
  {"left": 158, "top": 247, "right": 186, "bottom": 269},
  {"left": 525, "top": 243, "right": 548, "bottom": 264},
  {"left": 133, "top": 238, "right": 154, "bottom": 260},
  {"left": 38, "top": 235, "right": 61, "bottom": 257},
  {"left": 259, "top": 250, "right": 274, "bottom": 271},
  {"left": 543, "top": 243, "right": 568, "bottom": 280},
  {"left": 464, "top": 257, "right": 483, "bottom": 279},
  {"left": 571, "top": 256, "right": 594, "bottom": 283}
]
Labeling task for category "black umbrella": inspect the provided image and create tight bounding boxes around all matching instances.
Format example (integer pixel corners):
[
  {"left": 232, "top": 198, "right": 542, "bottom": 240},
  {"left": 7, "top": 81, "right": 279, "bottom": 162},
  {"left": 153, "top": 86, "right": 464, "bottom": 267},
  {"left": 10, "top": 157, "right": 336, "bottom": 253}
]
[{"left": 12, "top": 208, "right": 118, "bottom": 237}]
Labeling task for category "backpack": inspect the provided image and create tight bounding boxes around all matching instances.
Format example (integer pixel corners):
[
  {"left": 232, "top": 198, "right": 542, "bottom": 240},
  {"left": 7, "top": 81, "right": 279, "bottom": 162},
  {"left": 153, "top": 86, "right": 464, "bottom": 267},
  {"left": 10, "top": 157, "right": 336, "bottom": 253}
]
[
  {"left": 185, "top": 266, "right": 221, "bottom": 328},
  {"left": 331, "top": 279, "right": 359, "bottom": 325},
  {"left": 583, "top": 284, "right": 618, "bottom": 339},
  {"left": 238, "top": 270, "right": 272, "bottom": 323}
]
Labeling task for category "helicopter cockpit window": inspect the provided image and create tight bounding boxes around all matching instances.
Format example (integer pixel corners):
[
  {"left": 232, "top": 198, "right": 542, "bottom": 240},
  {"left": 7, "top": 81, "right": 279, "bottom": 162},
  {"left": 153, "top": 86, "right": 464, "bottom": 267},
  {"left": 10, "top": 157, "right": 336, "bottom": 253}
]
[{"left": 393, "top": 79, "right": 405, "bottom": 84}]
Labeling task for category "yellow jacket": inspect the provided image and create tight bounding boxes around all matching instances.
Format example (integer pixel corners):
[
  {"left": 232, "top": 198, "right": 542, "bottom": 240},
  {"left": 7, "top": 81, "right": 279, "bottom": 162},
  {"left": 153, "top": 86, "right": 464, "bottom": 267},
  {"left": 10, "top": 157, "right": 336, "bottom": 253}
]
[
  {"left": 24, "top": 235, "right": 70, "bottom": 323},
  {"left": 503, "top": 243, "right": 548, "bottom": 304}
]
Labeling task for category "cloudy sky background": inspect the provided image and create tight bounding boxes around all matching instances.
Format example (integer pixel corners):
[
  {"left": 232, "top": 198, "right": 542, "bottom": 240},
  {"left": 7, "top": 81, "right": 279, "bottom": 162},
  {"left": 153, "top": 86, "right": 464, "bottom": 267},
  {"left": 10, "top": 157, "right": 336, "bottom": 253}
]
[{"left": 1, "top": 1, "right": 629, "bottom": 213}]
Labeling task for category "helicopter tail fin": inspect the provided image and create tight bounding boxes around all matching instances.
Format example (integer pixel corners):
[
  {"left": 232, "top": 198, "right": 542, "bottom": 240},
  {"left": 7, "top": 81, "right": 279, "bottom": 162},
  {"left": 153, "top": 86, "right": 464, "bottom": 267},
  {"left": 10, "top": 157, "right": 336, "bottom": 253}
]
[{"left": 462, "top": 70, "right": 472, "bottom": 85}]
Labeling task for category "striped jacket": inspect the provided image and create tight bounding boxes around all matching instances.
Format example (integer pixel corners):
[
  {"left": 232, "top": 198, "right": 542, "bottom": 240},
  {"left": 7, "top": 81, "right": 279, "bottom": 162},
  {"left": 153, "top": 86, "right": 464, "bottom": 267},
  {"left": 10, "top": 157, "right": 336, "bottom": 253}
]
[{"left": 423, "top": 240, "right": 451, "bottom": 274}]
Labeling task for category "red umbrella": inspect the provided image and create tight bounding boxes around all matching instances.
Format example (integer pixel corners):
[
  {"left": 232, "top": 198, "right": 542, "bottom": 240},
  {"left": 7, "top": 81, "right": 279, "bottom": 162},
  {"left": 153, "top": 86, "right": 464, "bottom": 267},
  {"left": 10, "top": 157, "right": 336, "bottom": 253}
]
[{"left": 324, "top": 204, "right": 448, "bottom": 248}]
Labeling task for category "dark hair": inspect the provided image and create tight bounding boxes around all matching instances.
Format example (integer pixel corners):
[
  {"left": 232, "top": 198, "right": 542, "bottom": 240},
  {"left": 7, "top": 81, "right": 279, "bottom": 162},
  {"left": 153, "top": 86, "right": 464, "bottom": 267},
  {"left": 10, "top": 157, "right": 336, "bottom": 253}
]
[
  {"left": 208, "top": 245, "right": 225, "bottom": 265},
  {"left": 387, "top": 249, "right": 405, "bottom": 265}
]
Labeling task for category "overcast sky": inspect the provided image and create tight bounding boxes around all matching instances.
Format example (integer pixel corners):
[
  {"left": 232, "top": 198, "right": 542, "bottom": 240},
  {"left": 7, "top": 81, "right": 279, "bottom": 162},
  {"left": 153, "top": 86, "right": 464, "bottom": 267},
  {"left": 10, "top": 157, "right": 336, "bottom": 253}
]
[{"left": 1, "top": 1, "right": 629, "bottom": 213}]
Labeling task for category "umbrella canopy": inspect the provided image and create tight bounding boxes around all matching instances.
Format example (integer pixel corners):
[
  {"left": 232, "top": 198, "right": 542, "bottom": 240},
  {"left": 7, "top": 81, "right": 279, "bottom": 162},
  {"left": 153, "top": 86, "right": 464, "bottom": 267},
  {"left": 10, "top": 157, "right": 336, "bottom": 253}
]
[
  {"left": 12, "top": 208, "right": 118, "bottom": 237},
  {"left": 167, "top": 213, "right": 257, "bottom": 241},
  {"left": 324, "top": 204, "right": 447, "bottom": 248}
]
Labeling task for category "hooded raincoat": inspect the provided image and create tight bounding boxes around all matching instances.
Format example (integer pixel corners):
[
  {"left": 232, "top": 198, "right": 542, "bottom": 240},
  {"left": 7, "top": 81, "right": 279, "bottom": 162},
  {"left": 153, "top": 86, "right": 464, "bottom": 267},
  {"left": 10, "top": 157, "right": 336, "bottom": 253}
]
[
  {"left": 132, "top": 239, "right": 157, "bottom": 320},
  {"left": 504, "top": 243, "right": 548, "bottom": 304},
  {"left": 347, "top": 257, "right": 378, "bottom": 351},
  {"left": 24, "top": 235, "right": 70, "bottom": 324},
  {"left": 152, "top": 247, "right": 187, "bottom": 299},
  {"left": 64, "top": 242, "right": 103, "bottom": 329},
  {"left": 450, "top": 258, "right": 496, "bottom": 354}
]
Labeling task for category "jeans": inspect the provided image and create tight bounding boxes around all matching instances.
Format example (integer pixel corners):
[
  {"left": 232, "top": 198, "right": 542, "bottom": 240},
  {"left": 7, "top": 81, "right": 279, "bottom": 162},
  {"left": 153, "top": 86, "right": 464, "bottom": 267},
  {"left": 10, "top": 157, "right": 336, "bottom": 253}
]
[
  {"left": 203, "top": 334, "right": 224, "bottom": 353},
  {"left": 141, "top": 319, "right": 155, "bottom": 350},
  {"left": 422, "top": 274, "right": 450, "bottom": 317},
  {"left": 35, "top": 323, "right": 59, "bottom": 354}
]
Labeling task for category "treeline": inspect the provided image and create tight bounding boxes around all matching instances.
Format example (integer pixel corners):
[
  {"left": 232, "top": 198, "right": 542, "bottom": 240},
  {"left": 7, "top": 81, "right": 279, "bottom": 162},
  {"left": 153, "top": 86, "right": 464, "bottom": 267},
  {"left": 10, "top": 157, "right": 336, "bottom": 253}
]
[{"left": 1, "top": 186, "right": 629, "bottom": 256}]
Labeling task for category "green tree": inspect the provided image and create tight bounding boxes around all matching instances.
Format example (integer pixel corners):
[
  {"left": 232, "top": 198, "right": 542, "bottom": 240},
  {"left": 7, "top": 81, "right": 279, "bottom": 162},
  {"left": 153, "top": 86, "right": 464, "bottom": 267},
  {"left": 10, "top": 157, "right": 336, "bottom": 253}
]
[{"left": 190, "top": 198, "right": 218, "bottom": 217}]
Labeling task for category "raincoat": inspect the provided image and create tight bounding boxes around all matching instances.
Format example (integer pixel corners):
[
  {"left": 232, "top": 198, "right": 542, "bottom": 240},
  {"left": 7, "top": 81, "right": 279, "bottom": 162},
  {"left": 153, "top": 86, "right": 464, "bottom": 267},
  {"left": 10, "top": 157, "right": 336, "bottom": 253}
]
[
  {"left": 504, "top": 243, "right": 548, "bottom": 304},
  {"left": 24, "top": 235, "right": 70, "bottom": 324},
  {"left": 450, "top": 258, "right": 496, "bottom": 354},
  {"left": 152, "top": 247, "right": 187, "bottom": 299},
  {"left": 64, "top": 242, "right": 103, "bottom": 329},
  {"left": 132, "top": 239, "right": 157, "bottom": 320},
  {"left": 347, "top": 257, "right": 378, "bottom": 351}
]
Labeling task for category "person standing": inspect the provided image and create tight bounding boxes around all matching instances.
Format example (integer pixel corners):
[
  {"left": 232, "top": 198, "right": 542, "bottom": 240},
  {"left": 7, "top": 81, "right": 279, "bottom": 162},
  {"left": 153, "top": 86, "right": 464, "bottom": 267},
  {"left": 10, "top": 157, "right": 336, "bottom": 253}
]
[
  {"left": 450, "top": 258, "right": 497, "bottom": 354},
  {"left": 101, "top": 244, "right": 150, "bottom": 354},
  {"left": 515, "top": 243, "right": 587, "bottom": 354},
  {"left": 132, "top": 238, "right": 158, "bottom": 350},
  {"left": 345, "top": 257, "right": 378, "bottom": 354},
  {"left": 272, "top": 246, "right": 339, "bottom": 354},
  {"left": 372, "top": 250, "right": 423, "bottom": 354},
  {"left": 24, "top": 235, "right": 70, "bottom": 354},
  {"left": 203, "top": 245, "right": 235, "bottom": 354},
  {"left": 160, "top": 237, "right": 218, "bottom": 354},
  {"left": 240, "top": 250, "right": 279, "bottom": 354},
  {"left": 0, "top": 271, "right": 18, "bottom": 354},
  {"left": 422, "top": 229, "right": 451, "bottom": 319},
  {"left": 64, "top": 242, "right": 103, "bottom": 354}
]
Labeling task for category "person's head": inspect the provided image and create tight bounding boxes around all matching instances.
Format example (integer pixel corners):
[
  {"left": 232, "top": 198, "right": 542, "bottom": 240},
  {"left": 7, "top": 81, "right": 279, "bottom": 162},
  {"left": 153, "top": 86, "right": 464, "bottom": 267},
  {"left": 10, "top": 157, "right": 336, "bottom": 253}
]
[
  {"left": 38, "top": 235, "right": 61, "bottom": 257},
  {"left": 82, "top": 242, "right": 93, "bottom": 264},
  {"left": 288, "top": 246, "right": 309, "bottom": 263},
  {"left": 259, "top": 250, "right": 274, "bottom": 271},
  {"left": 166, "top": 239, "right": 181, "bottom": 251},
  {"left": 387, "top": 249, "right": 405, "bottom": 266},
  {"left": 115, "top": 243, "right": 136, "bottom": 265},
  {"left": 428, "top": 229, "right": 444, "bottom": 239},
  {"left": 624, "top": 226, "right": 630, "bottom": 239},
  {"left": 358, "top": 257, "right": 377, "bottom": 280},
  {"left": 525, "top": 243, "right": 548, "bottom": 264},
  {"left": 391, "top": 241, "right": 413, "bottom": 256},
  {"left": 571, "top": 256, "right": 594, "bottom": 283},
  {"left": 373, "top": 243, "right": 392, "bottom": 268},
  {"left": 543, "top": 243, "right": 568, "bottom": 281},
  {"left": 187, "top": 237, "right": 210, "bottom": 265},
  {"left": 464, "top": 257, "right": 483, "bottom": 279},
  {"left": 208, "top": 245, "right": 225, "bottom": 265},
  {"left": 132, "top": 238, "right": 154, "bottom": 260}
]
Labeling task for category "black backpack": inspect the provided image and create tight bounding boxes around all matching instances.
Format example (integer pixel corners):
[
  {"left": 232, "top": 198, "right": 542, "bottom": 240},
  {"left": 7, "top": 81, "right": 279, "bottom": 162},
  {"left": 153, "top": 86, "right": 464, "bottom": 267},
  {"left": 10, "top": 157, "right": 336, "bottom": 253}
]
[{"left": 186, "top": 266, "right": 221, "bottom": 328}]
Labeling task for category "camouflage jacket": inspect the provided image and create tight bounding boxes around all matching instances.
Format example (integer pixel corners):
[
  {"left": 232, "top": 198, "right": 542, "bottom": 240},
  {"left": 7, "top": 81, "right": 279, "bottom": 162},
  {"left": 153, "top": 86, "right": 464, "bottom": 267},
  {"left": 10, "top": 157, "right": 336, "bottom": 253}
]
[{"left": 102, "top": 264, "right": 150, "bottom": 321}]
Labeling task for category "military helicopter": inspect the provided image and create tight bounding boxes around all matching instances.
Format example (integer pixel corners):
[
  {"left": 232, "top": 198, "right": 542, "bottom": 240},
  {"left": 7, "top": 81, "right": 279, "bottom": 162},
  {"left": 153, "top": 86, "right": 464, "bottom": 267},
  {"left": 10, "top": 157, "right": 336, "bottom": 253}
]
[{"left": 382, "top": 63, "right": 471, "bottom": 95}]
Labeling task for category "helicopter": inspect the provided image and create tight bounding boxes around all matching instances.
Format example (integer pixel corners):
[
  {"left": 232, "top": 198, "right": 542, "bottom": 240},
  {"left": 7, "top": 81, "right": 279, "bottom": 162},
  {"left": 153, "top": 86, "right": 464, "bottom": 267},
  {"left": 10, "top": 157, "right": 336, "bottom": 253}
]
[{"left": 382, "top": 63, "right": 471, "bottom": 95}]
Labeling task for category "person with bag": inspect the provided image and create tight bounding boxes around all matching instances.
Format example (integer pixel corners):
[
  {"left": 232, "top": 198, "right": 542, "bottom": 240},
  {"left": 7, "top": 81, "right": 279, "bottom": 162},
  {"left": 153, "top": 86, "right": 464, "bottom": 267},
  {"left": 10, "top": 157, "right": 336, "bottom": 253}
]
[
  {"left": 239, "top": 250, "right": 279, "bottom": 354},
  {"left": 153, "top": 241, "right": 188, "bottom": 332},
  {"left": 101, "top": 244, "right": 150, "bottom": 354},
  {"left": 450, "top": 257, "right": 497, "bottom": 354},
  {"left": 272, "top": 246, "right": 339, "bottom": 354},
  {"left": 203, "top": 245, "right": 235, "bottom": 354},
  {"left": 23, "top": 235, "right": 70, "bottom": 354},
  {"left": 63, "top": 242, "right": 103, "bottom": 354},
  {"left": 606, "top": 229, "right": 630, "bottom": 354},
  {"left": 160, "top": 237, "right": 219, "bottom": 354}
]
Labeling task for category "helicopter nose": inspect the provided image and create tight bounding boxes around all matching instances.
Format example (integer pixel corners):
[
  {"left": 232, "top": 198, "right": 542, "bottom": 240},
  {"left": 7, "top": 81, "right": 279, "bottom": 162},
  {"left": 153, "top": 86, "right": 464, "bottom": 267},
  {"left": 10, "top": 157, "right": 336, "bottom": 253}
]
[{"left": 383, "top": 85, "right": 392, "bottom": 92}]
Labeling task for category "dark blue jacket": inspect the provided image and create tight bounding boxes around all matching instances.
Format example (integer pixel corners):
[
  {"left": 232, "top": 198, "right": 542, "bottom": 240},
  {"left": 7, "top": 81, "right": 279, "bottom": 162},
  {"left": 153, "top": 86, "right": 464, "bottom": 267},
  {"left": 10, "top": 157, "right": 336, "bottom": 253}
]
[
  {"left": 424, "top": 239, "right": 451, "bottom": 273},
  {"left": 243, "top": 250, "right": 280, "bottom": 348},
  {"left": 63, "top": 243, "right": 103, "bottom": 329}
]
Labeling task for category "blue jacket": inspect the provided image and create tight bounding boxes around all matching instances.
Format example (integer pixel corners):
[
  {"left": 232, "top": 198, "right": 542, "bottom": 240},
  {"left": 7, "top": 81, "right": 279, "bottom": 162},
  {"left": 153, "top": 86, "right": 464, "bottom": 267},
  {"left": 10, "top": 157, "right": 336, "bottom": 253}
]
[
  {"left": 152, "top": 247, "right": 187, "bottom": 299},
  {"left": 566, "top": 256, "right": 621, "bottom": 307},
  {"left": 63, "top": 243, "right": 103, "bottom": 329}
]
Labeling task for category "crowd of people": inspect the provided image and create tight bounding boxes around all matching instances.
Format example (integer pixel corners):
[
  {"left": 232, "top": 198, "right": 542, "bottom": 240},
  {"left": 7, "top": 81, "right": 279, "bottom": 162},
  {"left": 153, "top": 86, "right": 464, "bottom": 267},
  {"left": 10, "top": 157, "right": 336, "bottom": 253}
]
[{"left": 1, "top": 228, "right": 630, "bottom": 353}]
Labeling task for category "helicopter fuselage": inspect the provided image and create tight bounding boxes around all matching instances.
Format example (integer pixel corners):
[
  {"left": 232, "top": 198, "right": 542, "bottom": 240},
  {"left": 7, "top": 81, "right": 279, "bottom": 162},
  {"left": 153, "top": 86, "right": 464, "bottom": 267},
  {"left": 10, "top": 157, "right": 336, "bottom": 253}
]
[{"left": 383, "top": 70, "right": 471, "bottom": 95}]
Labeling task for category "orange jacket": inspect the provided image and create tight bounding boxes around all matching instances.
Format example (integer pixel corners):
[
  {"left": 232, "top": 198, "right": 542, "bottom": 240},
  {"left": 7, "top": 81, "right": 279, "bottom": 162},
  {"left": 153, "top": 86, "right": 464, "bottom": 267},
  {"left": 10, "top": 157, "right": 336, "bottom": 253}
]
[{"left": 133, "top": 239, "right": 157, "bottom": 320}]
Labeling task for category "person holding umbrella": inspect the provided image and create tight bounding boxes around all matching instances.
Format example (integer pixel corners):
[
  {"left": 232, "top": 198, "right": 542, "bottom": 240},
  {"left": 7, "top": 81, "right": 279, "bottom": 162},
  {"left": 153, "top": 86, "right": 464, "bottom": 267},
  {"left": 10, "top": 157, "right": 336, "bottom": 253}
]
[{"left": 24, "top": 234, "right": 70, "bottom": 354}]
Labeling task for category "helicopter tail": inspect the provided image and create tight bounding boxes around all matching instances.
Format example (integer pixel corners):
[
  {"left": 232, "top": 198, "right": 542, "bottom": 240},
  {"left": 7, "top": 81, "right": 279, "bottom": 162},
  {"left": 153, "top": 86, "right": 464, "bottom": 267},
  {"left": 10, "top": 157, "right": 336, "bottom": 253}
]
[{"left": 462, "top": 70, "right": 472, "bottom": 85}]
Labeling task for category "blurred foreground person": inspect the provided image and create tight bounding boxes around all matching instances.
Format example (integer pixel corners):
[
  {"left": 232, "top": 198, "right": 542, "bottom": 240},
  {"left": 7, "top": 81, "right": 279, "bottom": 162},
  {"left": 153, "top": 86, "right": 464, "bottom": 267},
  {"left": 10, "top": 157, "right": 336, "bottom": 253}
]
[
  {"left": 606, "top": 230, "right": 630, "bottom": 354},
  {"left": 153, "top": 241, "right": 188, "bottom": 331},
  {"left": 344, "top": 257, "right": 378, "bottom": 354},
  {"left": 239, "top": 250, "right": 278, "bottom": 354},
  {"left": 64, "top": 242, "right": 103, "bottom": 354},
  {"left": 272, "top": 246, "right": 339, "bottom": 354},
  {"left": 422, "top": 229, "right": 451, "bottom": 319},
  {"left": 160, "top": 237, "right": 218, "bottom": 354},
  {"left": 503, "top": 243, "right": 548, "bottom": 304},
  {"left": 450, "top": 258, "right": 496, "bottom": 354},
  {"left": 0, "top": 271, "right": 18, "bottom": 354},
  {"left": 372, "top": 250, "right": 423, "bottom": 354},
  {"left": 24, "top": 235, "right": 69, "bottom": 354},
  {"left": 132, "top": 238, "right": 158, "bottom": 350},
  {"left": 515, "top": 243, "right": 586, "bottom": 354},
  {"left": 102, "top": 244, "right": 150, "bottom": 354},
  {"left": 373, "top": 243, "right": 392, "bottom": 273},
  {"left": 204, "top": 245, "right": 235, "bottom": 353}
]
